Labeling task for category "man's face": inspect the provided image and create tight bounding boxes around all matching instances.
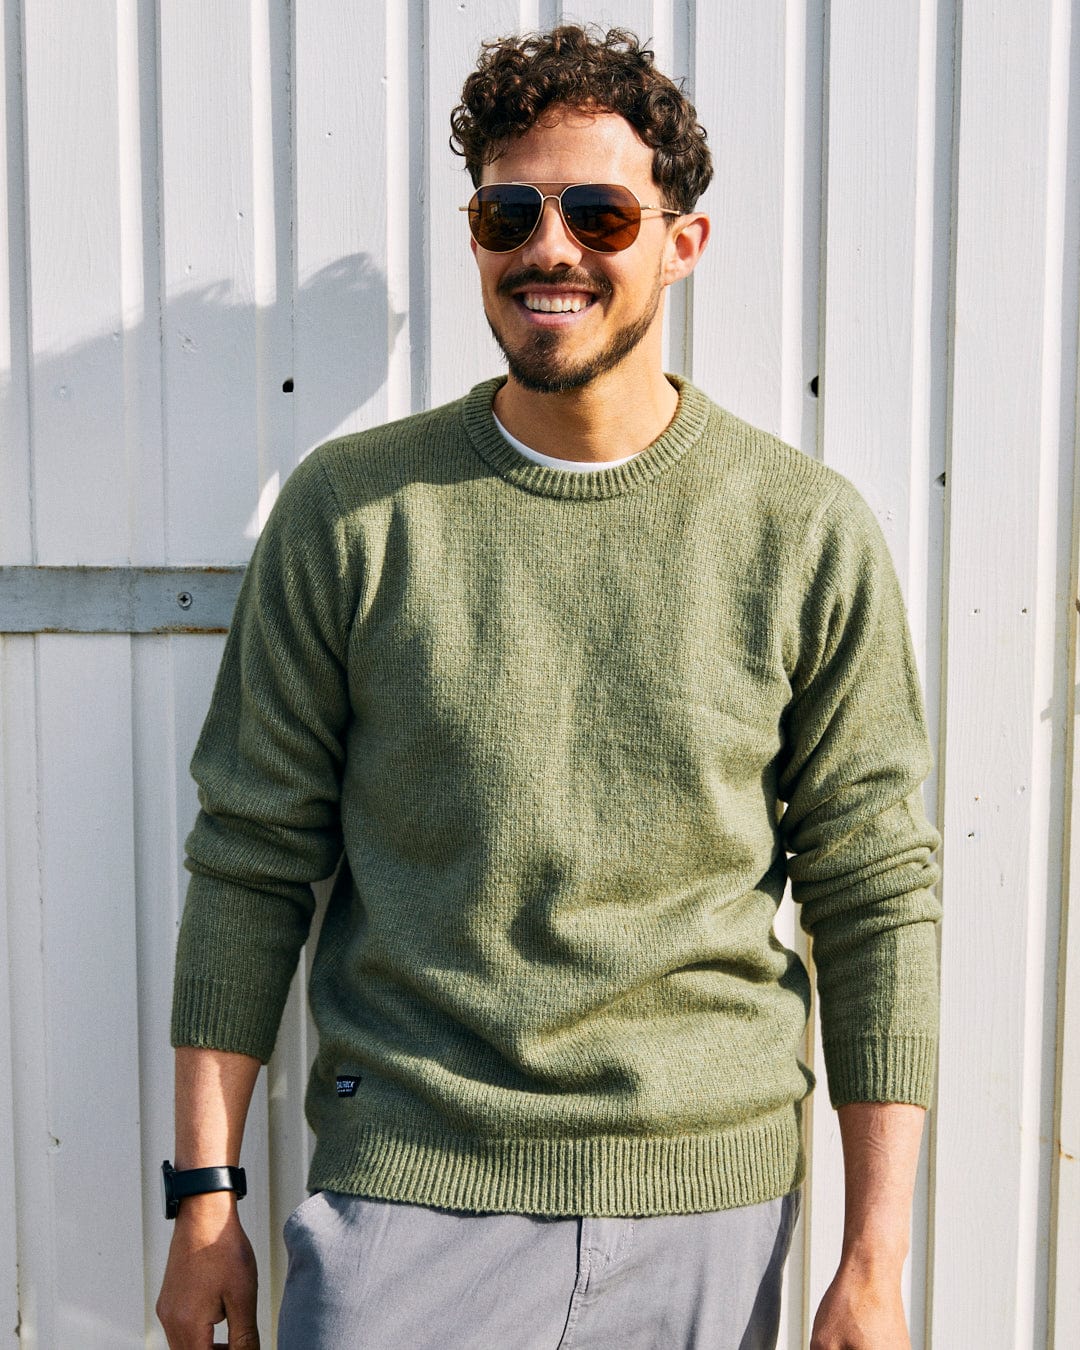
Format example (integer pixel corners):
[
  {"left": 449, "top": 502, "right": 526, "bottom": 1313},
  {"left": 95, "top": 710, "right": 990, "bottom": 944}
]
[{"left": 471, "top": 108, "right": 677, "bottom": 395}]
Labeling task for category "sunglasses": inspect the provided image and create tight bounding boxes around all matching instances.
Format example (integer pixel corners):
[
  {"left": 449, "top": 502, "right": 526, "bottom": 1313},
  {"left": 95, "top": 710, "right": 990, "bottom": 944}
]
[{"left": 461, "top": 182, "right": 682, "bottom": 254}]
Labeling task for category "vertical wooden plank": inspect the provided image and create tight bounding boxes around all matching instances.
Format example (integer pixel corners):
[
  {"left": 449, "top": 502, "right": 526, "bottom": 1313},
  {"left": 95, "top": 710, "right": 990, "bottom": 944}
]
[
  {"left": 815, "top": 6, "right": 944, "bottom": 1345},
  {"left": 21, "top": 1, "right": 130, "bottom": 565},
  {"left": 0, "top": 0, "right": 31, "bottom": 569},
  {"left": 132, "top": 637, "right": 183, "bottom": 1350},
  {"left": 691, "top": 2, "right": 788, "bottom": 435},
  {"left": 0, "top": 641, "right": 29, "bottom": 1347},
  {"left": 3, "top": 640, "right": 52, "bottom": 1350},
  {"left": 159, "top": 2, "right": 261, "bottom": 562},
  {"left": 294, "top": 2, "right": 395, "bottom": 454},
  {"left": 1047, "top": 0, "right": 1080, "bottom": 1341},
  {"left": 560, "top": 1, "right": 654, "bottom": 38},
  {"left": 16, "top": 2, "right": 159, "bottom": 1343},
  {"left": 34, "top": 638, "right": 144, "bottom": 1346},
  {"left": 934, "top": 1, "right": 1067, "bottom": 1345},
  {"left": 248, "top": 0, "right": 295, "bottom": 516},
  {"left": 778, "top": 0, "right": 826, "bottom": 460},
  {"left": 118, "top": 0, "right": 166, "bottom": 570},
  {"left": 0, "top": 2, "right": 30, "bottom": 1336},
  {"left": 1056, "top": 456, "right": 1080, "bottom": 1347},
  {"left": 385, "top": 0, "right": 423, "bottom": 418},
  {"left": 819, "top": 2, "right": 927, "bottom": 581}
]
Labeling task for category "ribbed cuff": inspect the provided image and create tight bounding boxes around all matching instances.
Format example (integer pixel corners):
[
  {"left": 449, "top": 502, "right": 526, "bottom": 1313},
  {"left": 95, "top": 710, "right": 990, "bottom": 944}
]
[
  {"left": 170, "top": 973, "right": 292, "bottom": 1064},
  {"left": 822, "top": 1033, "right": 938, "bottom": 1108}
]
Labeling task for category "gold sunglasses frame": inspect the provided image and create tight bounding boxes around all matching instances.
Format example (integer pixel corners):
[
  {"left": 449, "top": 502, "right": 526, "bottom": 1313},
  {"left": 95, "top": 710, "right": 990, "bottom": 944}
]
[{"left": 459, "top": 181, "right": 683, "bottom": 253}]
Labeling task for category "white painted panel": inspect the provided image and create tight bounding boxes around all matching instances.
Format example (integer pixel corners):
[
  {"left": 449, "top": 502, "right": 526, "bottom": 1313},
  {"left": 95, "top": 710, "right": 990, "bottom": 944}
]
[
  {"left": 4, "top": 640, "right": 56, "bottom": 1350},
  {"left": 294, "top": 3, "right": 395, "bottom": 452},
  {"left": 0, "top": 641, "right": 28, "bottom": 1347},
  {"left": 118, "top": 0, "right": 167, "bottom": 568},
  {"left": 561, "top": 1, "right": 656, "bottom": 42},
  {"left": 21, "top": 2, "right": 128, "bottom": 564},
  {"left": 691, "top": 2, "right": 787, "bottom": 433},
  {"left": 35, "top": 637, "right": 144, "bottom": 1346},
  {"left": 159, "top": 3, "right": 261, "bottom": 562},
  {"left": 384, "top": 0, "right": 423, "bottom": 419},
  {"left": 247, "top": 0, "right": 296, "bottom": 514},
  {"left": 0, "top": 0, "right": 31, "bottom": 567},
  {"left": 819, "top": 3, "right": 928, "bottom": 582},
  {"left": 1047, "top": 0, "right": 1080, "bottom": 1337},
  {"left": 1057, "top": 578, "right": 1080, "bottom": 1345},
  {"left": 815, "top": 7, "right": 942, "bottom": 1345},
  {"left": 934, "top": 1, "right": 1065, "bottom": 1346},
  {"left": 131, "top": 637, "right": 178, "bottom": 1350}
]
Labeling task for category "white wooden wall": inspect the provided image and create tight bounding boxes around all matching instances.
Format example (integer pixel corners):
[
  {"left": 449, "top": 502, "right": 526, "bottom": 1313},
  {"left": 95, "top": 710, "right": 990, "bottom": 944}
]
[{"left": 1, "top": 1, "right": 1077, "bottom": 1345}]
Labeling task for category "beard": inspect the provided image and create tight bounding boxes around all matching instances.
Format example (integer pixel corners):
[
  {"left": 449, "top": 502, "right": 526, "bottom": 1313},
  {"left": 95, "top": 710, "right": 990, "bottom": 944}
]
[{"left": 486, "top": 267, "right": 664, "bottom": 395}]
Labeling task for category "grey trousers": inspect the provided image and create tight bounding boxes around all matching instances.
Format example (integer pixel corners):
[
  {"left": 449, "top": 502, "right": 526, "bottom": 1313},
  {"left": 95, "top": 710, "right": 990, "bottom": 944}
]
[{"left": 277, "top": 1189, "right": 801, "bottom": 1350}]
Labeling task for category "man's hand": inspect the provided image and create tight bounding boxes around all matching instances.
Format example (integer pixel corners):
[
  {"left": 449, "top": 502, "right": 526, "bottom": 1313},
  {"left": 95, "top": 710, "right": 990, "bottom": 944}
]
[
  {"left": 810, "top": 1256, "right": 910, "bottom": 1349},
  {"left": 809, "top": 1101, "right": 925, "bottom": 1350},
  {"left": 156, "top": 1192, "right": 260, "bottom": 1349}
]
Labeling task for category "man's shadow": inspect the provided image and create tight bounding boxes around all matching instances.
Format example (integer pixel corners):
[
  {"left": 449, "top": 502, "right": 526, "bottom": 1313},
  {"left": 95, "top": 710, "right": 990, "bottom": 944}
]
[{"left": 2, "top": 251, "right": 406, "bottom": 562}]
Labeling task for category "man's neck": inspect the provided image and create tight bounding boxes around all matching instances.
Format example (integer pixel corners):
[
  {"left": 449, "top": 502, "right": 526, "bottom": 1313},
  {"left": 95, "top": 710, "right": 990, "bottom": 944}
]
[{"left": 492, "top": 367, "right": 679, "bottom": 463}]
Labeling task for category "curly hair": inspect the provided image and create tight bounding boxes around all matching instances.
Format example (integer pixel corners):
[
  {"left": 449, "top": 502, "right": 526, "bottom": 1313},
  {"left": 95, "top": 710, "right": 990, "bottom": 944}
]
[{"left": 450, "top": 26, "right": 713, "bottom": 213}]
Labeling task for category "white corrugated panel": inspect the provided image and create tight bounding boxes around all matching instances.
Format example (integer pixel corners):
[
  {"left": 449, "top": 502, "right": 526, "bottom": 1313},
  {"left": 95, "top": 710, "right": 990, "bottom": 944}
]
[{"left": 1, "top": 1, "right": 1077, "bottom": 1345}]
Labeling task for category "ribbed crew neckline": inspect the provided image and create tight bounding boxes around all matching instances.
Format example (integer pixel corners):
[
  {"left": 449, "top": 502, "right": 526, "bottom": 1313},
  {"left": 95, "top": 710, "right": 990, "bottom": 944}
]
[
  {"left": 492, "top": 411, "right": 641, "bottom": 472},
  {"left": 461, "top": 374, "right": 712, "bottom": 501}
]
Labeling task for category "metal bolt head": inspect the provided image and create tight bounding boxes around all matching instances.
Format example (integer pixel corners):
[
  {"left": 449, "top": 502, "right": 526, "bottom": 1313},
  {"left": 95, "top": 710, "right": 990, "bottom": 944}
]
[{"left": 177, "top": 591, "right": 193, "bottom": 610}]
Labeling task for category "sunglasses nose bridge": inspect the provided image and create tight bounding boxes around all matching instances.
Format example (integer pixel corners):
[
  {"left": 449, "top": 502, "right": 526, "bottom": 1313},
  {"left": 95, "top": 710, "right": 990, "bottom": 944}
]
[{"left": 520, "top": 188, "right": 585, "bottom": 258}]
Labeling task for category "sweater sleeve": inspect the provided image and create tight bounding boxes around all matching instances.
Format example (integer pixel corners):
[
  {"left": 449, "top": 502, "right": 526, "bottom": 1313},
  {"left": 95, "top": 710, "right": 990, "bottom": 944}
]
[
  {"left": 171, "top": 452, "right": 355, "bottom": 1063},
  {"left": 778, "top": 482, "right": 942, "bottom": 1108}
]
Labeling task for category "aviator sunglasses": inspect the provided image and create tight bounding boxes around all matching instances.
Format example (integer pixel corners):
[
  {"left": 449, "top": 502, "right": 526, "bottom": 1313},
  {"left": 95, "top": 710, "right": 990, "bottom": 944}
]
[{"left": 461, "top": 182, "right": 682, "bottom": 254}]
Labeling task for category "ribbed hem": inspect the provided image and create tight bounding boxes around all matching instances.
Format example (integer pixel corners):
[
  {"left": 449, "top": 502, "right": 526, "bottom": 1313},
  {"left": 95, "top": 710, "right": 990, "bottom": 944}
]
[
  {"left": 460, "top": 376, "right": 714, "bottom": 500},
  {"left": 171, "top": 974, "right": 289, "bottom": 1064},
  {"left": 823, "top": 1033, "right": 938, "bottom": 1108},
  {"left": 307, "top": 1106, "right": 804, "bottom": 1217}
]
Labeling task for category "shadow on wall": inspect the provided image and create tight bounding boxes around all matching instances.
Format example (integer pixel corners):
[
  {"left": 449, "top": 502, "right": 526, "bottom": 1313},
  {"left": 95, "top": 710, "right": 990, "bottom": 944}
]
[{"left": 2, "top": 251, "right": 406, "bottom": 561}]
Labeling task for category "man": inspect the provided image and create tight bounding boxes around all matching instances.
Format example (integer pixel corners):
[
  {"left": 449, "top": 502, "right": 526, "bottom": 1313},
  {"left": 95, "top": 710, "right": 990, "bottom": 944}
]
[{"left": 157, "top": 26, "right": 941, "bottom": 1350}]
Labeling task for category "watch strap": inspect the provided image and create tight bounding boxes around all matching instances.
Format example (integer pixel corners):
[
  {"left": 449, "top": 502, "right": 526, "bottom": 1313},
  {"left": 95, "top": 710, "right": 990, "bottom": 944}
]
[
  {"left": 162, "top": 1160, "right": 247, "bottom": 1219},
  {"left": 172, "top": 1165, "right": 247, "bottom": 1201}
]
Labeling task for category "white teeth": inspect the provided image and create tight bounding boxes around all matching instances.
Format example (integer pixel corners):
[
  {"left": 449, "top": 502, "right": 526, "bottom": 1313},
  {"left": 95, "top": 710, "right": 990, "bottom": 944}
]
[{"left": 523, "top": 294, "right": 590, "bottom": 313}]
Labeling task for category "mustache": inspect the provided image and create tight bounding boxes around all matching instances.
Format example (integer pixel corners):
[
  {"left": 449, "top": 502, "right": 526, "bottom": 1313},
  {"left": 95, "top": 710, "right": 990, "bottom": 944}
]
[{"left": 496, "top": 267, "right": 612, "bottom": 299}]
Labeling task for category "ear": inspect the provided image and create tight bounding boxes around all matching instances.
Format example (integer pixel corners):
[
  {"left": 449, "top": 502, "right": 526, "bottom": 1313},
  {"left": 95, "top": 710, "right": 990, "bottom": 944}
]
[{"left": 661, "top": 212, "right": 710, "bottom": 286}]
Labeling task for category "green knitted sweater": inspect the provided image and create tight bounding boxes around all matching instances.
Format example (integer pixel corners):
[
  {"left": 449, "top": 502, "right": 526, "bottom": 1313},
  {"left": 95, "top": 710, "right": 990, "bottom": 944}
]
[{"left": 172, "top": 376, "right": 941, "bottom": 1217}]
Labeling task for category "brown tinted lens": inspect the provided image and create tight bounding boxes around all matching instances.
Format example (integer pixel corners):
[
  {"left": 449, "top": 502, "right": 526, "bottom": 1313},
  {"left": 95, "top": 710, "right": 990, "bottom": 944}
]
[
  {"left": 561, "top": 184, "right": 641, "bottom": 252},
  {"left": 468, "top": 186, "right": 542, "bottom": 252}
]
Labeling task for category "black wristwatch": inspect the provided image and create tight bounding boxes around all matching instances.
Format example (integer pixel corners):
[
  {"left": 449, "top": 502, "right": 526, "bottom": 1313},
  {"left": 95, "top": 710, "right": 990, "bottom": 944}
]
[{"left": 161, "top": 1159, "right": 247, "bottom": 1219}]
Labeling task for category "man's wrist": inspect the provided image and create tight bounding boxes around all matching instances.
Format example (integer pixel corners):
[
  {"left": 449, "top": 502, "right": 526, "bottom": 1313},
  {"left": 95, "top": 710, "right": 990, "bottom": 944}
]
[
  {"left": 172, "top": 1188, "right": 240, "bottom": 1222},
  {"left": 839, "top": 1228, "right": 910, "bottom": 1277}
]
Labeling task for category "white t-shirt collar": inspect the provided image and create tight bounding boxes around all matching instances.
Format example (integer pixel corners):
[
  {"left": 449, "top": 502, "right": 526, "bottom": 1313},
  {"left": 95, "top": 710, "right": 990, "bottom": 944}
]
[{"left": 492, "top": 412, "right": 640, "bottom": 473}]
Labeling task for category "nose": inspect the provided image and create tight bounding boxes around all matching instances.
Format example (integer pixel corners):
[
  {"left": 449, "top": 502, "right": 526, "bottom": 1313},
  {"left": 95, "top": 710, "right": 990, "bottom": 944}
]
[{"left": 519, "top": 193, "right": 584, "bottom": 269}]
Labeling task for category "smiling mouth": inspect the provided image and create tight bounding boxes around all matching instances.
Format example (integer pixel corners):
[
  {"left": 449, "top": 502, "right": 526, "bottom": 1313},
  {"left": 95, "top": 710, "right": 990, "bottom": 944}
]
[{"left": 519, "top": 291, "right": 596, "bottom": 314}]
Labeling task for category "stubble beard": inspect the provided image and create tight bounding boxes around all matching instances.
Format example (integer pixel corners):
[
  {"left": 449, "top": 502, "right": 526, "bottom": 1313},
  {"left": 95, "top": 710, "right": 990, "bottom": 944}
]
[{"left": 486, "top": 270, "right": 664, "bottom": 395}]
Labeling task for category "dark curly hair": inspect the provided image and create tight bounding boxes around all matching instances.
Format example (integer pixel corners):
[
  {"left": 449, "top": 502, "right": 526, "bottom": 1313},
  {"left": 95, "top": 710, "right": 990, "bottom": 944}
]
[{"left": 450, "top": 25, "right": 713, "bottom": 213}]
